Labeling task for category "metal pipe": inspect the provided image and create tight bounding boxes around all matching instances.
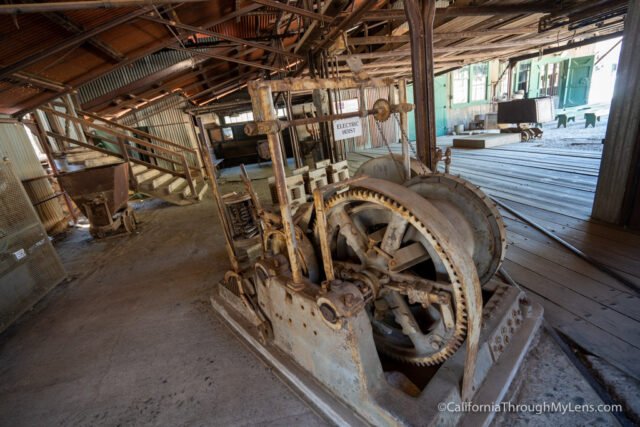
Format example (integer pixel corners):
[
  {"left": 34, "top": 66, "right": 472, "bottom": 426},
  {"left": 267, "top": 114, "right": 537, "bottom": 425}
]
[
  {"left": 492, "top": 197, "right": 640, "bottom": 295},
  {"left": 245, "top": 107, "right": 394, "bottom": 136},
  {"left": 0, "top": 0, "right": 208, "bottom": 14}
]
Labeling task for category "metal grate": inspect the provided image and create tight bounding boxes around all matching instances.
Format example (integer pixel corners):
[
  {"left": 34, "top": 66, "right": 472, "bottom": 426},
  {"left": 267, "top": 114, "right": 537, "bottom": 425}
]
[{"left": 0, "top": 159, "right": 66, "bottom": 332}]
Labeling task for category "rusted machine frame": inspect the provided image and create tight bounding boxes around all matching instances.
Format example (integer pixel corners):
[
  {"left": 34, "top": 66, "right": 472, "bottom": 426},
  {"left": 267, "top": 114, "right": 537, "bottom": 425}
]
[
  {"left": 247, "top": 77, "right": 411, "bottom": 285},
  {"left": 246, "top": 76, "right": 481, "bottom": 400},
  {"left": 249, "top": 82, "right": 304, "bottom": 284}
]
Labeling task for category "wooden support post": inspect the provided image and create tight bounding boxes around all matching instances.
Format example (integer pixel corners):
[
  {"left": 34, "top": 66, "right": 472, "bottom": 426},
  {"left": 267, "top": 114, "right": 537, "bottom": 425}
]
[
  {"left": 195, "top": 115, "right": 240, "bottom": 271},
  {"left": 32, "top": 111, "right": 78, "bottom": 223},
  {"left": 398, "top": 79, "right": 411, "bottom": 179},
  {"left": 404, "top": 0, "right": 437, "bottom": 170},
  {"left": 593, "top": 0, "right": 640, "bottom": 228},
  {"left": 286, "top": 91, "right": 303, "bottom": 168},
  {"left": 181, "top": 155, "right": 196, "bottom": 198},
  {"left": 116, "top": 136, "right": 135, "bottom": 190}
]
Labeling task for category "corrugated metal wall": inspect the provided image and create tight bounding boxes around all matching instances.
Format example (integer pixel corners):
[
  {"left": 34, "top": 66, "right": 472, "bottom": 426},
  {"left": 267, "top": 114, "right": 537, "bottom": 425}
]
[
  {"left": 290, "top": 87, "right": 401, "bottom": 158},
  {"left": 77, "top": 51, "right": 201, "bottom": 169},
  {"left": 118, "top": 95, "right": 201, "bottom": 169},
  {"left": 0, "top": 119, "right": 67, "bottom": 233}
]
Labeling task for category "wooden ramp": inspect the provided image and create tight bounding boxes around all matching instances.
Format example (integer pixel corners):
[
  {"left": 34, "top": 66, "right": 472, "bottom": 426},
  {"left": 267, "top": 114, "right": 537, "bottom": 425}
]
[{"left": 348, "top": 143, "right": 640, "bottom": 380}]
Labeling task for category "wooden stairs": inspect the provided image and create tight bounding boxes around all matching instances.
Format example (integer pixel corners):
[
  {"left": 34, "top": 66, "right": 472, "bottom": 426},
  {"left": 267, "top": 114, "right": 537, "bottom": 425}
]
[
  {"left": 130, "top": 162, "right": 208, "bottom": 206},
  {"left": 34, "top": 105, "right": 209, "bottom": 207}
]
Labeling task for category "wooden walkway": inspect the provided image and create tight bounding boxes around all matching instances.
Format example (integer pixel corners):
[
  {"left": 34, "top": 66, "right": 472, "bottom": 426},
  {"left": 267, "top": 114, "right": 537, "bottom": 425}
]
[{"left": 348, "top": 143, "right": 640, "bottom": 381}]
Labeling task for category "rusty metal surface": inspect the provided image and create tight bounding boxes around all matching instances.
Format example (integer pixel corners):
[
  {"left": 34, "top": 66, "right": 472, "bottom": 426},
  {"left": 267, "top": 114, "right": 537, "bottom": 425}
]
[
  {"left": 211, "top": 243, "right": 543, "bottom": 427},
  {"left": 57, "top": 161, "right": 128, "bottom": 218},
  {"left": 323, "top": 177, "right": 481, "bottom": 371},
  {"left": 405, "top": 173, "right": 507, "bottom": 285},
  {"left": 249, "top": 82, "right": 304, "bottom": 284},
  {"left": 355, "top": 153, "right": 429, "bottom": 184}
]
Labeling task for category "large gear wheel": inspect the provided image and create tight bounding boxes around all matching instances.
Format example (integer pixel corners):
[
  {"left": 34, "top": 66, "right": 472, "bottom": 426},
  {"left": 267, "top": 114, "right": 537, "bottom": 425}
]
[
  {"left": 323, "top": 178, "right": 482, "bottom": 366},
  {"left": 405, "top": 173, "right": 506, "bottom": 285}
]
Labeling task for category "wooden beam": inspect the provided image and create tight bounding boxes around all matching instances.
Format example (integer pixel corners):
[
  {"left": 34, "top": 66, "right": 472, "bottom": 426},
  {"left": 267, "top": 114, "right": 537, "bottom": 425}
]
[
  {"left": 20, "top": 0, "right": 124, "bottom": 61},
  {"left": 82, "top": 57, "right": 209, "bottom": 111},
  {"left": 331, "top": 50, "right": 506, "bottom": 61},
  {"left": 293, "top": 0, "right": 345, "bottom": 54},
  {"left": 507, "top": 30, "right": 625, "bottom": 63},
  {"left": 0, "top": 0, "right": 208, "bottom": 13},
  {"left": 0, "top": 8, "right": 149, "bottom": 79},
  {"left": 11, "top": 4, "right": 265, "bottom": 117},
  {"left": 141, "top": 15, "right": 304, "bottom": 60},
  {"left": 439, "top": 4, "right": 557, "bottom": 16},
  {"left": 593, "top": 0, "right": 640, "bottom": 227},
  {"left": 351, "top": 4, "right": 558, "bottom": 20},
  {"left": 11, "top": 72, "right": 70, "bottom": 91},
  {"left": 169, "top": 46, "right": 282, "bottom": 72},
  {"left": 348, "top": 35, "right": 557, "bottom": 47},
  {"left": 312, "top": 0, "right": 378, "bottom": 53},
  {"left": 435, "top": 28, "right": 534, "bottom": 38},
  {"left": 252, "top": 0, "right": 333, "bottom": 23}
]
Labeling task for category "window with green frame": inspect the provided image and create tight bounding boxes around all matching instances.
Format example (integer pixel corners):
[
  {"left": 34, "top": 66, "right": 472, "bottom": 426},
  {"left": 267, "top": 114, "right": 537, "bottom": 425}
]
[{"left": 452, "top": 62, "right": 489, "bottom": 105}]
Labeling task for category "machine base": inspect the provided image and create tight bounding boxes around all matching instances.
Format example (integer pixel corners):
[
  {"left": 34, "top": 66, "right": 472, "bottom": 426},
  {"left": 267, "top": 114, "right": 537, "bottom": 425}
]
[{"left": 211, "top": 278, "right": 543, "bottom": 427}]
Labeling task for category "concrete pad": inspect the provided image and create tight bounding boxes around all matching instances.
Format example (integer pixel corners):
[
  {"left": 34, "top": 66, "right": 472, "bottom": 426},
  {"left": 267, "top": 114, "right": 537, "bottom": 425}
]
[{"left": 453, "top": 133, "right": 521, "bottom": 148}]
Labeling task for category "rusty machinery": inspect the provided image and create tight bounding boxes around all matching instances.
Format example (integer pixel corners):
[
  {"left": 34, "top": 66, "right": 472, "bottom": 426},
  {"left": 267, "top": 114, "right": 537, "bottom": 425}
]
[
  {"left": 57, "top": 162, "right": 137, "bottom": 238},
  {"left": 209, "top": 76, "right": 543, "bottom": 426}
]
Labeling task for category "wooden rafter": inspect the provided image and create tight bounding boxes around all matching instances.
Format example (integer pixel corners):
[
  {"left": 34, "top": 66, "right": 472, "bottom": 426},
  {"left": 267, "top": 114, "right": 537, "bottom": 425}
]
[
  {"left": 20, "top": 0, "right": 125, "bottom": 61},
  {"left": 141, "top": 15, "right": 304, "bottom": 60},
  {"left": 0, "top": 8, "right": 150, "bottom": 80},
  {"left": 252, "top": 0, "right": 333, "bottom": 23}
]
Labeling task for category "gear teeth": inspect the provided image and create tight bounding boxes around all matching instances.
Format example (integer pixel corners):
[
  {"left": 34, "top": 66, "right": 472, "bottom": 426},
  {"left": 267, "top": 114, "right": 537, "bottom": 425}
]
[{"left": 324, "top": 186, "right": 472, "bottom": 367}]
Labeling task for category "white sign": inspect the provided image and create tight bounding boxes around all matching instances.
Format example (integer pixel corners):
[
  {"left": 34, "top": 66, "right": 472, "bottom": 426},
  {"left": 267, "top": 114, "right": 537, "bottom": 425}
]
[
  {"left": 13, "top": 248, "right": 26, "bottom": 261},
  {"left": 334, "top": 98, "right": 359, "bottom": 113},
  {"left": 333, "top": 117, "right": 362, "bottom": 141}
]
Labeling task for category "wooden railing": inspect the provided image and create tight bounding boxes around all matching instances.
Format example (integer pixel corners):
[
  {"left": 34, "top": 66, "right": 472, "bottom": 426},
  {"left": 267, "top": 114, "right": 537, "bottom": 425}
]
[
  {"left": 37, "top": 107, "right": 198, "bottom": 198},
  {"left": 78, "top": 110, "right": 199, "bottom": 158}
]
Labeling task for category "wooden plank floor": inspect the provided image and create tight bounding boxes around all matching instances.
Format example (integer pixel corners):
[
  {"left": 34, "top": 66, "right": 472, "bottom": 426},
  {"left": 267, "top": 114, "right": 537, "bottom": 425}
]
[{"left": 348, "top": 142, "right": 640, "bottom": 381}]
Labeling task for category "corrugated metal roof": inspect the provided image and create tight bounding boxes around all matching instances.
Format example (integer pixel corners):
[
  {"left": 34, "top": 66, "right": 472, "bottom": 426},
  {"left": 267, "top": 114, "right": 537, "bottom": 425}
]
[
  {"left": 0, "top": 0, "right": 628, "bottom": 117},
  {"left": 78, "top": 50, "right": 192, "bottom": 104}
]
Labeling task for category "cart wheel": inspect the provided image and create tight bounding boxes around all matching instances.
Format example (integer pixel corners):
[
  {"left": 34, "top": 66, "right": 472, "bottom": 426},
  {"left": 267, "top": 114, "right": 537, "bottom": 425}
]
[
  {"left": 123, "top": 209, "right": 136, "bottom": 233},
  {"left": 90, "top": 228, "right": 105, "bottom": 239},
  {"left": 533, "top": 128, "right": 543, "bottom": 139},
  {"left": 521, "top": 131, "right": 530, "bottom": 142}
]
